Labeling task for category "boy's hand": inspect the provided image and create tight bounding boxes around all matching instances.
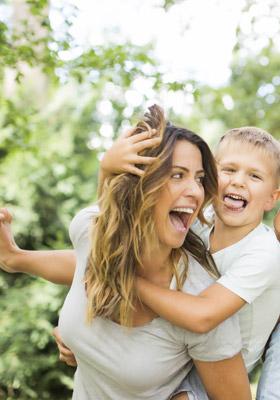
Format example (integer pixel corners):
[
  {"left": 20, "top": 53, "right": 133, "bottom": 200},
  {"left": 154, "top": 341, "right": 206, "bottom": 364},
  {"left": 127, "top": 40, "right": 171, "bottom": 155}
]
[
  {"left": 101, "top": 128, "right": 161, "bottom": 177},
  {"left": 274, "top": 210, "right": 280, "bottom": 241},
  {"left": 0, "top": 208, "right": 20, "bottom": 273},
  {"left": 53, "top": 327, "right": 77, "bottom": 367}
]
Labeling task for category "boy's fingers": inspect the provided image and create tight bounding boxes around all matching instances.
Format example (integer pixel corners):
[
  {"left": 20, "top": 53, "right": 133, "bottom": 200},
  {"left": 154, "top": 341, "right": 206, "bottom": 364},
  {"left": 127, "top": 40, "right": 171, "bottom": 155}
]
[
  {"left": 134, "top": 137, "right": 161, "bottom": 152},
  {"left": 59, "top": 345, "right": 74, "bottom": 357},
  {"left": 52, "top": 327, "right": 65, "bottom": 346},
  {"left": 59, "top": 353, "right": 77, "bottom": 367}
]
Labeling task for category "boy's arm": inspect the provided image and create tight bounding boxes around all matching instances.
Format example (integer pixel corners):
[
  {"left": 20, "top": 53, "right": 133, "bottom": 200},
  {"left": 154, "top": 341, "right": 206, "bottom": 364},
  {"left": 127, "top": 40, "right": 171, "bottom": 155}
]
[
  {"left": 194, "top": 353, "right": 251, "bottom": 400},
  {"left": 137, "top": 278, "right": 245, "bottom": 333},
  {"left": 0, "top": 208, "right": 75, "bottom": 285}
]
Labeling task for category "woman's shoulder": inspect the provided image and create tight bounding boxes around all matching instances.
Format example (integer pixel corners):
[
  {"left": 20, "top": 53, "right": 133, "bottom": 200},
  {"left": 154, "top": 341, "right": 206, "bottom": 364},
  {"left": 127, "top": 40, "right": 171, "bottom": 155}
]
[
  {"left": 69, "top": 204, "right": 99, "bottom": 248},
  {"left": 181, "top": 254, "right": 216, "bottom": 295}
]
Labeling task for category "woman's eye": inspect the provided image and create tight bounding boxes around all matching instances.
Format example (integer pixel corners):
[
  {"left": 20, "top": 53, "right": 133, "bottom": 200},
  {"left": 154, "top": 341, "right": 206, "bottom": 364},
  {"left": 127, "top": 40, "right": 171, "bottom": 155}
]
[
  {"left": 172, "top": 173, "right": 183, "bottom": 179},
  {"left": 196, "top": 176, "right": 205, "bottom": 184}
]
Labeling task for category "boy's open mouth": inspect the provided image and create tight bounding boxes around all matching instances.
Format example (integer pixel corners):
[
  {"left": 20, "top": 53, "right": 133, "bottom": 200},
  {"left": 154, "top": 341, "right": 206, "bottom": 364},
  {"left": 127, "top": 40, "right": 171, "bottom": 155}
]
[
  {"left": 169, "top": 207, "right": 194, "bottom": 232},
  {"left": 223, "top": 193, "right": 248, "bottom": 211}
]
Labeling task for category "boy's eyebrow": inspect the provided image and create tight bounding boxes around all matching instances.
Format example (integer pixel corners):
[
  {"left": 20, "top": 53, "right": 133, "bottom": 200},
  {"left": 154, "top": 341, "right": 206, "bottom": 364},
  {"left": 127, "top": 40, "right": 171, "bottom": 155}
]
[{"left": 172, "top": 165, "right": 205, "bottom": 175}]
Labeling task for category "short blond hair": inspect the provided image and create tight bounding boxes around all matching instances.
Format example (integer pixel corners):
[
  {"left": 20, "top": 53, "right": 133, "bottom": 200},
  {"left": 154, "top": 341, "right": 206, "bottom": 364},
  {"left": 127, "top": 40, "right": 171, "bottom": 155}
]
[{"left": 216, "top": 127, "right": 280, "bottom": 185}]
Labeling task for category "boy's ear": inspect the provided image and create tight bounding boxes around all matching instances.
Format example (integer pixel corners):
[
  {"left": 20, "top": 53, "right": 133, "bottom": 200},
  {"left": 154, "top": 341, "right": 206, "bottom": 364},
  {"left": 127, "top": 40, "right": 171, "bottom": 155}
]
[
  {"left": 264, "top": 187, "right": 280, "bottom": 211},
  {"left": 274, "top": 209, "right": 280, "bottom": 242}
]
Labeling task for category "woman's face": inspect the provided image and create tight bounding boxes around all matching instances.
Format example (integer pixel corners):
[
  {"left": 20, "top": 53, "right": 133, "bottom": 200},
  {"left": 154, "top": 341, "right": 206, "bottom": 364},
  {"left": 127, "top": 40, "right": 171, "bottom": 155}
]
[{"left": 154, "top": 140, "right": 205, "bottom": 253}]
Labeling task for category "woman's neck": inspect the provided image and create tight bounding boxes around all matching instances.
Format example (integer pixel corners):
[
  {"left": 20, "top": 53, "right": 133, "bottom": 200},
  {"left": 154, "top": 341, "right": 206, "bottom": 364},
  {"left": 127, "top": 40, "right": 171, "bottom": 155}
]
[{"left": 137, "top": 246, "right": 175, "bottom": 287}]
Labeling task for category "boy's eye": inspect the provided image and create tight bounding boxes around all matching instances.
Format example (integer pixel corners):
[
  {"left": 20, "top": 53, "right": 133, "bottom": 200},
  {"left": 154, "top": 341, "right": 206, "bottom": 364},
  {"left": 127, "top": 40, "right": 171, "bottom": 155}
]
[
  {"left": 251, "top": 173, "right": 262, "bottom": 180},
  {"left": 221, "top": 167, "right": 235, "bottom": 173}
]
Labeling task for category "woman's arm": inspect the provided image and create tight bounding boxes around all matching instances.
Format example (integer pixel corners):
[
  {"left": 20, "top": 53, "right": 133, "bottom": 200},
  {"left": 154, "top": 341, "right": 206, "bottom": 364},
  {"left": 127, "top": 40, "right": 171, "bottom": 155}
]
[
  {"left": 136, "top": 277, "right": 245, "bottom": 333},
  {"left": 0, "top": 208, "right": 75, "bottom": 285},
  {"left": 194, "top": 353, "right": 251, "bottom": 400}
]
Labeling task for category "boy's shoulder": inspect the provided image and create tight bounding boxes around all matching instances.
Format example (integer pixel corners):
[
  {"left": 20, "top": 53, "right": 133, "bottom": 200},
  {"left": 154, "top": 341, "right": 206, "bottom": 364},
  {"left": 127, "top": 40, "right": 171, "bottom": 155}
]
[
  {"left": 217, "top": 222, "right": 280, "bottom": 288},
  {"left": 241, "top": 223, "right": 279, "bottom": 254},
  {"left": 222, "top": 223, "right": 280, "bottom": 269}
]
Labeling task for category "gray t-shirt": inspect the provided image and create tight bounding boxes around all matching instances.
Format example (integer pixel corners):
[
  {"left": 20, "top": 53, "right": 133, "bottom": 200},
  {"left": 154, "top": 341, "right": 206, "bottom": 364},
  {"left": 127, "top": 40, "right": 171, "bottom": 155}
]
[{"left": 58, "top": 206, "right": 241, "bottom": 400}]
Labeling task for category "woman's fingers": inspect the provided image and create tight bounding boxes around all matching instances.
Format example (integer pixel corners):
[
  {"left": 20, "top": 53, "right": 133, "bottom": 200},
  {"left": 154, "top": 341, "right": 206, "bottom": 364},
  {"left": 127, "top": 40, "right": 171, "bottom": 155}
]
[
  {"left": 130, "top": 129, "right": 158, "bottom": 144},
  {"left": 126, "top": 165, "right": 145, "bottom": 176},
  {"left": 135, "top": 155, "right": 156, "bottom": 165},
  {"left": 125, "top": 156, "right": 156, "bottom": 176},
  {"left": 0, "top": 208, "right": 12, "bottom": 224},
  {"left": 120, "top": 128, "right": 135, "bottom": 139},
  {"left": 134, "top": 136, "right": 161, "bottom": 152}
]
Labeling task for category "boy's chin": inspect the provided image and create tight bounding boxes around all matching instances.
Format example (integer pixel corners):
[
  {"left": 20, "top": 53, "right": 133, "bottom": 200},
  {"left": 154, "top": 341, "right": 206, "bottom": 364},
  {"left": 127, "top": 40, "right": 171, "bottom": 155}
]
[{"left": 216, "top": 209, "right": 246, "bottom": 226}]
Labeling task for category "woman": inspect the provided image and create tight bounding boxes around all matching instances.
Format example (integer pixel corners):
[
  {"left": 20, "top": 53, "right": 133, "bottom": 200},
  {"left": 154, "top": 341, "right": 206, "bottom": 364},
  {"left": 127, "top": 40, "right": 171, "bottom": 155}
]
[{"left": 0, "top": 105, "right": 250, "bottom": 399}]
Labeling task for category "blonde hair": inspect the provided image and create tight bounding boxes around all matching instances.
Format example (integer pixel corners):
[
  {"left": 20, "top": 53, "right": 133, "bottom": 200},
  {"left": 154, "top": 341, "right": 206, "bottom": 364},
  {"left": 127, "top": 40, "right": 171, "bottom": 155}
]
[
  {"left": 85, "top": 105, "right": 219, "bottom": 326},
  {"left": 216, "top": 127, "right": 280, "bottom": 184}
]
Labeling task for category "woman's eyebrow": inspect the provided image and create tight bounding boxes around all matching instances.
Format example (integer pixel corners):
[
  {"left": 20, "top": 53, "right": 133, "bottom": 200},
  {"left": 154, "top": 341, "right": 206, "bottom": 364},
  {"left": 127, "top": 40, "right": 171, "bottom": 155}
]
[{"left": 172, "top": 165, "right": 205, "bottom": 174}]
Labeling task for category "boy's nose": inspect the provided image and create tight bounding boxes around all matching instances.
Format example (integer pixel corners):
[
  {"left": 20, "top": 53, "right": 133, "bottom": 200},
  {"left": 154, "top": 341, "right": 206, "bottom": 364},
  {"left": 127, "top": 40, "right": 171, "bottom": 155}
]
[{"left": 230, "top": 172, "right": 246, "bottom": 187}]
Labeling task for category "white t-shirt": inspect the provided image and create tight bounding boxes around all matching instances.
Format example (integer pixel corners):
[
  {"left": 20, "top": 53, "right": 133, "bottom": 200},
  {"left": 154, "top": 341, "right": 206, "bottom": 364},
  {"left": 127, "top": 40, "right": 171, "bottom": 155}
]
[
  {"left": 193, "top": 219, "right": 280, "bottom": 372},
  {"left": 58, "top": 206, "right": 241, "bottom": 400}
]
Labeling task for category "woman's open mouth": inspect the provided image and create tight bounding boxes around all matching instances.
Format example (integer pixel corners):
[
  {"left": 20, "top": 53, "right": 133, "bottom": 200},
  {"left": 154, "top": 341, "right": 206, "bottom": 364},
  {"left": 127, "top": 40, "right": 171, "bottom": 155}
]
[{"left": 169, "top": 207, "right": 195, "bottom": 232}]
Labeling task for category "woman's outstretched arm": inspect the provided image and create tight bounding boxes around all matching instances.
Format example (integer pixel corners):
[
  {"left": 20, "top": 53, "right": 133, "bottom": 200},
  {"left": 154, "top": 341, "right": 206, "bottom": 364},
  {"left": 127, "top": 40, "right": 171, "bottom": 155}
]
[{"left": 0, "top": 208, "right": 75, "bottom": 285}]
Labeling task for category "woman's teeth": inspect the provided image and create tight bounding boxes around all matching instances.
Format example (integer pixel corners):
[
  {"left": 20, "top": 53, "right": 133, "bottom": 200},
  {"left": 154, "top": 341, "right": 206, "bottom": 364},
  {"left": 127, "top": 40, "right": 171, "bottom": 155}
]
[{"left": 171, "top": 207, "right": 194, "bottom": 214}]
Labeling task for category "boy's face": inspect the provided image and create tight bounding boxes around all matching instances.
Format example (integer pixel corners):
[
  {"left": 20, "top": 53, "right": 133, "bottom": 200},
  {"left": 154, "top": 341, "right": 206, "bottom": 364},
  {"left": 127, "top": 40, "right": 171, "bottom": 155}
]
[{"left": 214, "top": 140, "right": 279, "bottom": 231}]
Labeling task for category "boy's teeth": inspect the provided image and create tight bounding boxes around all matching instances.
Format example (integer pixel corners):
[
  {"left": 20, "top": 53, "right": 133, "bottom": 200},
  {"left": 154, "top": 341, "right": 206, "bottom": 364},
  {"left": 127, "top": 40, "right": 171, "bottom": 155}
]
[
  {"left": 226, "top": 193, "right": 246, "bottom": 201},
  {"left": 224, "top": 193, "right": 247, "bottom": 209},
  {"left": 172, "top": 207, "right": 194, "bottom": 214}
]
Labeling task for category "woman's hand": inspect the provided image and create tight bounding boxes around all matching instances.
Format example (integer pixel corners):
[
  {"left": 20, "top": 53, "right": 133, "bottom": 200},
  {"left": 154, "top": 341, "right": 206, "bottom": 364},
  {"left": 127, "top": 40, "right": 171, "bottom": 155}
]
[
  {"left": 0, "top": 207, "right": 75, "bottom": 284},
  {"left": 0, "top": 207, "right": 20, "bottom": 273},
  {"left": 53, "top": 327, "right": 77, "bottom": 367},
  {"left": 101, "top": 128, "right": 161, "bottom": 177}
]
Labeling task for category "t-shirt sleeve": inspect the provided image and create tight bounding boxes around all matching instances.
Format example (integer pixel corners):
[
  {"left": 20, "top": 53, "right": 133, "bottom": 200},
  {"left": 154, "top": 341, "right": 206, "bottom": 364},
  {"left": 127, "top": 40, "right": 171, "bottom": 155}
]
[
  {"left": 217, "top": 242, "right": 280, "bottom": 304},
  {"left": 186, "top": 314, "right": 242, "bottom": 362},
  {"left": 69, "top": 204, "right": 99, "bottom": 250}
]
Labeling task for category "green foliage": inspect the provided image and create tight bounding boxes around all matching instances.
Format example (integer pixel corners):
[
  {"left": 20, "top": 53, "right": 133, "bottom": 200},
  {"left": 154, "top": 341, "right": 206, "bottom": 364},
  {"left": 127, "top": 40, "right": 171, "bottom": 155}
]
[{"left": 0, "top": 277, "right": 72, "bottom": 399}]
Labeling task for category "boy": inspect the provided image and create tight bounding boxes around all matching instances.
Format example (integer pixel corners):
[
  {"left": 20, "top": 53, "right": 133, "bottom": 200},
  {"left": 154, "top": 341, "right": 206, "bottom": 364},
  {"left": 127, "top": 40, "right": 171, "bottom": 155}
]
[{"left": 130, "top": 126, "right": 280, "bottom": 397}]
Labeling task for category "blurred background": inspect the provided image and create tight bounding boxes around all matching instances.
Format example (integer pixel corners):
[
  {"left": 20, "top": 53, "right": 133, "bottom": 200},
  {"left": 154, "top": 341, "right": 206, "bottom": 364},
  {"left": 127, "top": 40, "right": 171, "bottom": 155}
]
[{"left": 0, "top": 0, "right": 279, "bottom": 398}]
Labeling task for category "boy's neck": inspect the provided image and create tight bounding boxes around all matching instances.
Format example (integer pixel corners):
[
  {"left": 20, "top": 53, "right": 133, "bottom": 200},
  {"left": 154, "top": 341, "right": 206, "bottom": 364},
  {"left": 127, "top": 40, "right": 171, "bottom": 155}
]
[{"left": 210, "top": 216, "right": 261, "bottom": 253}]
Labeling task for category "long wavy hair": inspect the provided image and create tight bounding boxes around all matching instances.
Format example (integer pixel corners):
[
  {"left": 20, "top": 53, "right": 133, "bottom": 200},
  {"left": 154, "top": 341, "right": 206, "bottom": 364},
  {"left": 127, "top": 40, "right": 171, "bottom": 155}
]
[{"left": 85, "top": 105, "right": 219, "bottom": 326}]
